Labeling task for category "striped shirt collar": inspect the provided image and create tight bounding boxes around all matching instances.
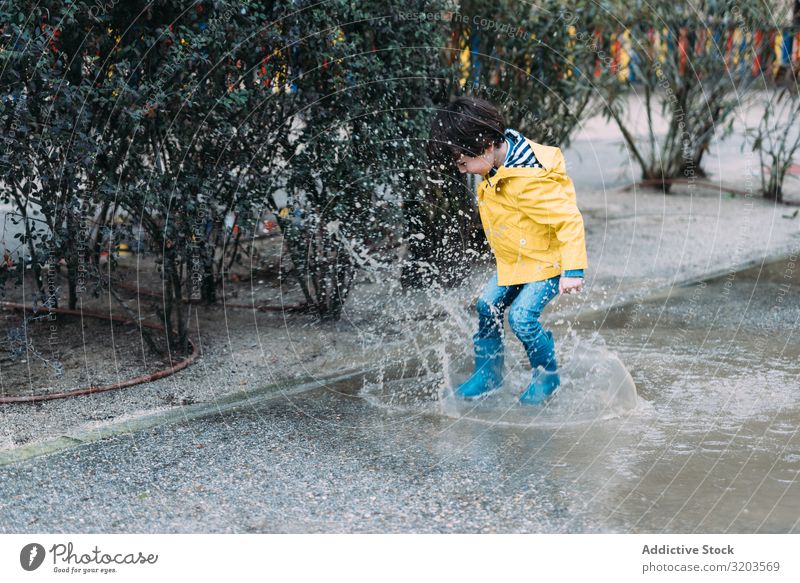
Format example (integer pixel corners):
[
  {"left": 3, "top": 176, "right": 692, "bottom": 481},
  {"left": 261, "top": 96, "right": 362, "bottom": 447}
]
[{"left": 489, "top": 128, "right": 542, "bottom": 177}]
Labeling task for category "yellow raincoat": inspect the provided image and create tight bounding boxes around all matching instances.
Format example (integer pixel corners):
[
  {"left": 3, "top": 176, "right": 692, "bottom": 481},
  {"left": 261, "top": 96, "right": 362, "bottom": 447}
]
[{"left": 477, "top": 140, "right": 588, "bottom": 286}]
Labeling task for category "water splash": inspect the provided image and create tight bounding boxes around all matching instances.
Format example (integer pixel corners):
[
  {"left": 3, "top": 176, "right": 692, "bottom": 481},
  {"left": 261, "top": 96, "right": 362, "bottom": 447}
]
[{"left": 361, "top": 331, "right": 639, "bottom": 427}]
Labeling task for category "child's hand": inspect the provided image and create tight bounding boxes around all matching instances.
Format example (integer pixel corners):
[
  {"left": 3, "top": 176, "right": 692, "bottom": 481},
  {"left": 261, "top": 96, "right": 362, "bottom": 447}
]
[{"left": 559, "top": 276, "right": 584, "bottom": 295}]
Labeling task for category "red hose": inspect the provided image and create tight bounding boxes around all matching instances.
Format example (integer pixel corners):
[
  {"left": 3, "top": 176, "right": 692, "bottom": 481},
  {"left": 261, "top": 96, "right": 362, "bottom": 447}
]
[{"left": 0, "top": 301, "right": 198, "bottom": 403}]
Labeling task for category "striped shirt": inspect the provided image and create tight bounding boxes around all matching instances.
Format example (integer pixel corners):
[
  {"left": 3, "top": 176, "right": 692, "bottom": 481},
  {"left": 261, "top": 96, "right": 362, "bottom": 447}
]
[
  {"left": 503, "top": 128, "right": 542, "bottom": 169},
  {"left": 489, "top": 128, "right": 542, "bottom": 177}
]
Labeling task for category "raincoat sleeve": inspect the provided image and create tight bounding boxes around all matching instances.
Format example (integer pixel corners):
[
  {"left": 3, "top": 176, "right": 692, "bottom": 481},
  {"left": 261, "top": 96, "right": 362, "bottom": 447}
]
[{"left": 514, "top": 154, "right": 588, "bottom": 273}]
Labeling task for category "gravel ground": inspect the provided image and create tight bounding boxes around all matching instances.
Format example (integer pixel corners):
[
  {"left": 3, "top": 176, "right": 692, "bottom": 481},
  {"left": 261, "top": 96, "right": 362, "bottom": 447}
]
[{"left": 0, "top": 385, "right": 604, "bottom": 533}]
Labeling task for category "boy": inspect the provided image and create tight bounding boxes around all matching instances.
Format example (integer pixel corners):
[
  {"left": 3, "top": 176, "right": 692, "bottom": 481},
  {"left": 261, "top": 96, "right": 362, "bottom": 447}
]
[{"left": 428, "top": 97, "right": 587, "bottom": 405}]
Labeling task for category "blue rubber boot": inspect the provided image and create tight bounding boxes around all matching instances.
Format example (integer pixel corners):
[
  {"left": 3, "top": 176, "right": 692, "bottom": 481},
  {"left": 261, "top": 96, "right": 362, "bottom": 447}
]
[
  {"left": 455, "top": 338, "right": 504, "bottom": 400},
  {"left": 519, "top": 331, "right": 560, "bottom": 405}
]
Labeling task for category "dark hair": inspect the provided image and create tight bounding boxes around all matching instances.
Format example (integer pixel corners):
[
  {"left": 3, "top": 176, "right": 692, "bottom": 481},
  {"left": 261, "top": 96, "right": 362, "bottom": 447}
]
[{"left": 427, "top": 96, "right": 506, "bottom": 164}]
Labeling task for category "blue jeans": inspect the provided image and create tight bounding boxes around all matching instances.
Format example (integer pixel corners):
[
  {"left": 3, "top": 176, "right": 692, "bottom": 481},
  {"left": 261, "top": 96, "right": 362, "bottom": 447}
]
[{"left": 473, "top": 273, "right": 560, "bottom": 371}]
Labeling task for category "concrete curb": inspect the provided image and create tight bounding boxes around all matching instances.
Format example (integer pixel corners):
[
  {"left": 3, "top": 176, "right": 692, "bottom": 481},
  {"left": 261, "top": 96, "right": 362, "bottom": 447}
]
[{"left": 0, "top": 368, "right": 372, "bottom": 467}]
